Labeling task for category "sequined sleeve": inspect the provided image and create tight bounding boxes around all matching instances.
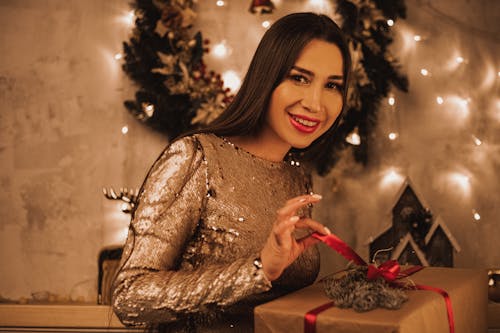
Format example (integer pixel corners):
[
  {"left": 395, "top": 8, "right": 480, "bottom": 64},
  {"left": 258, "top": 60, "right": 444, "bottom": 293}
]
[{"left": 112, "top": 136, "right": 272, "bottom": 327}]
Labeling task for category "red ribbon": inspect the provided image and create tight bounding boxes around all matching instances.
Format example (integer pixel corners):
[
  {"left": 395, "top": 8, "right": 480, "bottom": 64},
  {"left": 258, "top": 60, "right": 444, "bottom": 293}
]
[
  {"left": 367, "top": 260, "right": 400, "bottom": 281},
  {"left": 304, "top": 301, "right": 334, "bottom": 333},
  {"left": 312, "top": 232, "right": 366, "bottom": 266},
  {"left": 307, "top": 232, "right": 455, "bottom": 333}
]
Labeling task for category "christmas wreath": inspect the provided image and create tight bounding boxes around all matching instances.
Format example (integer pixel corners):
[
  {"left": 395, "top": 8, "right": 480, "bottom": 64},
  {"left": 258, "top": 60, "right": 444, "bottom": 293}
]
[{"left": 121, "top": 0, "right": 408, "bottom": 174}]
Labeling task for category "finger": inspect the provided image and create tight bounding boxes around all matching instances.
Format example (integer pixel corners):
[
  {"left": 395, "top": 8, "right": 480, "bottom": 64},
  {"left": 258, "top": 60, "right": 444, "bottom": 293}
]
[
  {"left": 284, "top": 194, "right": 321, "bottom": 205},
  {"left": 272, "top": 216, "right": 299, "bottom": 246},
  {"left": 295, "top": 217, "right": 331, "bottom": 235},
  {"left": 274, "top": 216, "right": 299, "bottom": 233},
  {"left": 277, "top": 194, "right": 322, "bottom": 218},
  {"left": 296, "top": 234, "right": 321, "bottom": 251}
]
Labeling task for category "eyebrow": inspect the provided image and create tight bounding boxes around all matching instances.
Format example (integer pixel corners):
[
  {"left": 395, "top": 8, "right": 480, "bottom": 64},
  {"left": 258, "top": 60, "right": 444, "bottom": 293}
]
[{"left": 291, "top": 65, "right": 344, "bottom": 81}]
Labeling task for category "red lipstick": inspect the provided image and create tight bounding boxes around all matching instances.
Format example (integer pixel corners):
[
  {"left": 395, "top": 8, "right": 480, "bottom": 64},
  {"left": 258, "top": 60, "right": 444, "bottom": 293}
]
[{"left": 288, "top": 113, "right": 320, "bottom": 134}]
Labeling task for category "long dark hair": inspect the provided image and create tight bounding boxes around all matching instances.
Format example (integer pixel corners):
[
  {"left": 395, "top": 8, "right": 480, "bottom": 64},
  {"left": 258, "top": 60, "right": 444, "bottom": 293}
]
[{"left": 186, "top": 12, "right": 351, "bottom": 172}]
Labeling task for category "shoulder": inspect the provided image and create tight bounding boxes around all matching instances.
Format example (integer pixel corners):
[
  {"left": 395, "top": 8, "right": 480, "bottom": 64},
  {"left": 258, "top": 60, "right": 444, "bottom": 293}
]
[
  {"left": 165, "top": 134, "right": 202, "bottom": 155},
  {"left": 147, "top": 135, "right": 206, "bottom": 181}
]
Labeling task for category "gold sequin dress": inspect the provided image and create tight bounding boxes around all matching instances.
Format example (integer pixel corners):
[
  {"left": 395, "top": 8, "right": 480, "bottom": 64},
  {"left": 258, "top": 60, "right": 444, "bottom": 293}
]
[{"left": 112, "top": 133, "right": 320, "bottom": 332}]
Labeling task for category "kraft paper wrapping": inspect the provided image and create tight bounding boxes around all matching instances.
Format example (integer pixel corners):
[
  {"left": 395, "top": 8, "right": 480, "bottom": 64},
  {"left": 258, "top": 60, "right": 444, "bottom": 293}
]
[{"left": 254, "top": 267, "right": 487, "bottom": 333}]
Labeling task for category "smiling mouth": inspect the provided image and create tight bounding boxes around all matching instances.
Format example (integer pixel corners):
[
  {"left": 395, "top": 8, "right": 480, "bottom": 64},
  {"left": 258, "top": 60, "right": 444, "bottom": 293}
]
[
  {"left": 289, "top": 113, "right": 320, "bottom": 133},
  {"left": 291, "top": 115, "right": 318, "bottom": 126}
]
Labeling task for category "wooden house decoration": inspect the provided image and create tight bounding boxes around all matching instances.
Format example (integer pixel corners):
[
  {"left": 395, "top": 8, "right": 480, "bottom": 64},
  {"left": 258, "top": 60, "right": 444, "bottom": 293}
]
[
  {"left": 424, "top": 215, "right": 461, "bottom": 267},
  {"left": 367, "top": 178, "right": 461, "bottom": 267},
  {"left": 391, "top": 233, "right": 429, "bottom": 266}
]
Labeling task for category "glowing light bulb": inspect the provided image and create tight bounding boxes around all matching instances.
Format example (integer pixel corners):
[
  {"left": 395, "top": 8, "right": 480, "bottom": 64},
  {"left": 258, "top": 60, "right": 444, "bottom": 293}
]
[
  {"left": 448, "top": 172, "right": 471, "bottom": 196},
  {"left": 222, "top": 70, "right": 241, "bottom": 92},
  {"left": 380, "top": 168, "right": 404, "bottom": 188},
  {"left": 388, "top": 132, "right": 398, "bottom": 140},
  {"left": 472, "top": 209, "right": 481, "bottom": 221},
  {"left": 387, "top": 19, "right": 394, "bottom": 26},
  {"left": 345, "top": 128, "right": 361, "bottom": 145},
  {"left": 125, "top": 10, "right": 135, "bottom": 26},
  {"left": 144, "top": 104, "right": 154, "bottom": 117},
  {"left": 420, "top": 68, "right": 429, "bottom": 76},
  {"left": 216, "top": 0, "right": 225, "bottom": 6},
  {"left": 472, "top": 135, "right": 482, "bottom": 146},
  {"left": 114, "top": 53, "right": 123, "bottom": 60},
  {"left": 436, "top": 96, "right": 444, "bottom": 105},
  {"left": 388, "top": 96, "right": 395, "bottom": 106},
  {"left": 212, "top": 42, "right": 229, "bottom": 58},
  {"left": 414, "top": 35, "right": 422, "bottom": 42},
  {"left": 455, "top": 56, "right": 464, "bottom": 64},
  {"left": 445, "top": 95, "right": 470, "bottom": 120},
  {"left": 262, "top": 20, "right": 271, "bottom": 29},
  {"left": 121, "top": 126, "right": 128, "bottom": 134}
]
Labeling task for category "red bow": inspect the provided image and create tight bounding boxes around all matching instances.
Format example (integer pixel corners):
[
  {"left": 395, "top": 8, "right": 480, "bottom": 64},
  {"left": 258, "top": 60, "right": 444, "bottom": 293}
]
[{"left": 367, "top": 260, "right": 400, "bottom": 281}]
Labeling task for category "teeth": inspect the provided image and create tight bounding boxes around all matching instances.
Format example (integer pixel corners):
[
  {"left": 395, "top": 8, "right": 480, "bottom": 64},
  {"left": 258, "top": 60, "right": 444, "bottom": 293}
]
[{"left": 292, "top": 115, "right": 318, "bottom": 127}]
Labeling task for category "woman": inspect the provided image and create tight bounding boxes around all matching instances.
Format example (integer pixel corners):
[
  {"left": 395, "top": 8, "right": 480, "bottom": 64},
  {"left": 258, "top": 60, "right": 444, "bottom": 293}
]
[{"left": 112, "top": 12, "right": 351, "bottom": 332}]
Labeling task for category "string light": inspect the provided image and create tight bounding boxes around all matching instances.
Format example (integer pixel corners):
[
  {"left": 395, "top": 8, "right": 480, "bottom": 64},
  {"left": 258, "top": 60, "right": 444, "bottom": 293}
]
[
  {"left": 420, "top": 68, "right": 430, "bottom": 76},
  {"left": 380, "top": 168, "right": 404, "bottom": 189},
  {"left": 222, "top": 70, "right": 241, "bottom": 92},
  {"left": 216, "top": 0, "right": 225, "bottom": 6},
  {"left": 447, "top": 172, "right": 471, "bottom": 197},
  {"left": 121, "top": 126, "right": 129, "bottom": 134},
  {"left": 307, "top": 0, "right": 333, "bottom": 12},
  {"left": 345, "top": 127, "right": 361, "bottom": 145},
  {"left": 212, "top": 41, "right": 229, "bottom": 58},
  {"left": 472, "top": 135, "right": 482, "bottom": 146},
  {"left": 144, "top": 104, "right": 155, "bottom": 117},
  {"left": 436, "top": 96, "right": 444, "bottom": 105},
  {"left": 472, "top": 209, "right": 481, "bottom": 221},
  {"left": 115, "top": 9, "right": 136, "bottom": 27},
  {"left": 497, "top": 71, "right": 500, "bottom": 77},
  {"left": 388, "top": 132, "right": 398, "bottom": 140},
  {"left": 387, "top": 19, "right": 394, "bottom": 27},
  {"left": 445, "top": 95, "right": 470, "bottom": 121},
  {"left": 124, "top": 10, "right": 135, "bottom": 26},
  {"left": 413, "top": 35, "right": 422, "bottom": 42},
  {"left": 114, "top": 53, "right": 123, "bottom": 60},
  {"left": 262, "top": 20, "right": 271, "bottom": 29},
  {"left": 388, "top": 96, "right": 395, "bottom": 106},
  {"left": 455, "top": 56, "right": 465, "bottom": 64}
]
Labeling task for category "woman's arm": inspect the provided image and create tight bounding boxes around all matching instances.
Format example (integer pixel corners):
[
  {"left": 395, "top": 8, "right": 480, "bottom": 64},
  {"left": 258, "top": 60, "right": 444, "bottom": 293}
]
[{"left": 112, "top": 136, "right": 271, "bottom": 326}]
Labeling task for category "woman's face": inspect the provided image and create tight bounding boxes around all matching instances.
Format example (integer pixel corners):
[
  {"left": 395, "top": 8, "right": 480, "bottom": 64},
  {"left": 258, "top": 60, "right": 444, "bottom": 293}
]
[{"left": 265, "top": 39, "right": 344, "bottom": 150}]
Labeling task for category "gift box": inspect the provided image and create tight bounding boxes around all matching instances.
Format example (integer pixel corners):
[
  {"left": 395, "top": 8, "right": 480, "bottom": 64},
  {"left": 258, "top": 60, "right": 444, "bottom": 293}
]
[{"left": 255, "top": 267, "right": 487, "bottom": 333}]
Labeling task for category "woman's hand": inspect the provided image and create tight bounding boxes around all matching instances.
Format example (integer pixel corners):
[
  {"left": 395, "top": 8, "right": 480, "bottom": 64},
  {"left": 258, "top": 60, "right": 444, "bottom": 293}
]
[{"left": 260, "top": 193, "right": 331, "bottom": 281}]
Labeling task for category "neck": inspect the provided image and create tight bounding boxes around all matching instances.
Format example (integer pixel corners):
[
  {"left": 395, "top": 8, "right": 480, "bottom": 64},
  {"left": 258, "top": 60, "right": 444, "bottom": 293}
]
[{"left": 227, "top": 127, "right": 291, "bottom": 162}]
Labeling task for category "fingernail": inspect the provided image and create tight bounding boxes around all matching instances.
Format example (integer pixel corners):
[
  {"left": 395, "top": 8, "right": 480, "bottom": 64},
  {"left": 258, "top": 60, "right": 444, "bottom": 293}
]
[
  {"left": 324, "top": 227, "right": 331, "bottom": 235},
  {"left": 311, "top": 194, "right": 322, "bottom": 199},
  {"left": 290, "top": 216, "right": 300, "bottom": 222}
]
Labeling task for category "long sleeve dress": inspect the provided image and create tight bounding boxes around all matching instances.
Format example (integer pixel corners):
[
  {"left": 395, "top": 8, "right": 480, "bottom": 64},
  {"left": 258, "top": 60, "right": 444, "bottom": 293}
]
[{"left": 112, "top": 133, "right": 320, "bottom": 332}]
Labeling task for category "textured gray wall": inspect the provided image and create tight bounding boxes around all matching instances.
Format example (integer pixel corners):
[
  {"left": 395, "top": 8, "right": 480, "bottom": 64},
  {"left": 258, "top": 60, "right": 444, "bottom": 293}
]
[{"left": 0, "top": 0, "right": 498, "bottom": 302}]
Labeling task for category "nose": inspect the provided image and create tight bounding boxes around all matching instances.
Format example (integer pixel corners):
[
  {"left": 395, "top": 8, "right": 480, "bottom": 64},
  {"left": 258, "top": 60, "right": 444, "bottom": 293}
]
[{"left": 300, "top": 85, "right": 323, "bottom": 113}]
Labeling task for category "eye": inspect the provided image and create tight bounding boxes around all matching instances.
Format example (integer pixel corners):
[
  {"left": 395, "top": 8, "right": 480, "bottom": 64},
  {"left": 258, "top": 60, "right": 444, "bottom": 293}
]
[
  {"left": 325, "top": 81, "right": 344, "bottom": 91},
  {"left": 288, "top": 74, "right": 310, "bottom": 84}
]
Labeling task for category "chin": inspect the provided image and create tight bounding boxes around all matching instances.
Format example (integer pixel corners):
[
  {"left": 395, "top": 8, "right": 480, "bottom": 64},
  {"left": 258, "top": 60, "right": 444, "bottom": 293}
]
[{"left": 290, "top": 139, "right": 315, "bottom": 150}]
